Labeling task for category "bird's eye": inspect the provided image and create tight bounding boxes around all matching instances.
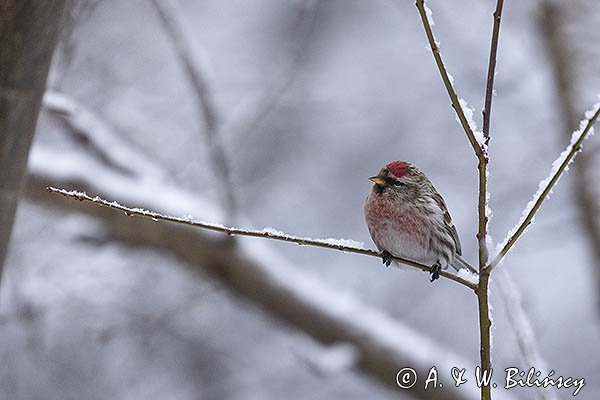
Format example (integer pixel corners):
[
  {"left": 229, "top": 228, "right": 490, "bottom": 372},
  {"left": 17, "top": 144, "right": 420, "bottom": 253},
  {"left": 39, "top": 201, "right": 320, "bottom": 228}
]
[{"left": 386, "top": 178, "right": 404, "bottom": 187}]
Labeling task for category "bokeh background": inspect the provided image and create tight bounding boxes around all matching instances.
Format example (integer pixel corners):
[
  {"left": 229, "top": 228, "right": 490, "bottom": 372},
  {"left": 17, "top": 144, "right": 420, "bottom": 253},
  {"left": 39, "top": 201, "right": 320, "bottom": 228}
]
[{"left": 1, "top": 0, "right": 599, "bottom": 399}]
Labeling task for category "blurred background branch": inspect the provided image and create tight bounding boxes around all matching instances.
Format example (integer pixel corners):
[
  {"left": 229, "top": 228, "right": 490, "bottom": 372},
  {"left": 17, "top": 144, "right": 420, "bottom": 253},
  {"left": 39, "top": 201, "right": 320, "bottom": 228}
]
[
  {"left": 150, "top": 0, "right": 238, "bottom": 220},
  {"left": 494, "top": 269, "right": 559, "bottom": 400}
]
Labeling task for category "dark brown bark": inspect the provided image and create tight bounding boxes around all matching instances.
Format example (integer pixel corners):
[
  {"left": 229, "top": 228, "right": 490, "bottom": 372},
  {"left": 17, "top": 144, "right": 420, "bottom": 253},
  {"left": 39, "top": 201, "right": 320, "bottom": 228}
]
[{"left": 0, "top": 0, "right": 68, "bottom": 279}]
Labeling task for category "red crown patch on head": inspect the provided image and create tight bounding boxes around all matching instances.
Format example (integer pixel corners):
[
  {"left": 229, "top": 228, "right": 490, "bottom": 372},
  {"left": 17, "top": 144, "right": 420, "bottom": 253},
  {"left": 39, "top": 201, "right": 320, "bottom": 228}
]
[{"left": 386, "top": 161, "right": 409, "bottom": 178}]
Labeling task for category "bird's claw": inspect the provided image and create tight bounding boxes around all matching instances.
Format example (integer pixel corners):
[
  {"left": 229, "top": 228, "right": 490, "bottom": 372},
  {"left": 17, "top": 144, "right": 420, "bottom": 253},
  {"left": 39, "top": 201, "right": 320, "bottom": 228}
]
[
  {"left": 430, "top": 261, "right": 442, "bottom": 282},
  {"left": 381, "top": 250, "right": 393, "bottom": 267}
]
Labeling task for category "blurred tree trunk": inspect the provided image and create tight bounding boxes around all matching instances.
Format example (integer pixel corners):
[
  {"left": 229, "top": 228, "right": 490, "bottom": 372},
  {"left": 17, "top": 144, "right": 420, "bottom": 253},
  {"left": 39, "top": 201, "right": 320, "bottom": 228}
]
[{"left": 0, "top": 0, "right": 69, "bottom": 282}]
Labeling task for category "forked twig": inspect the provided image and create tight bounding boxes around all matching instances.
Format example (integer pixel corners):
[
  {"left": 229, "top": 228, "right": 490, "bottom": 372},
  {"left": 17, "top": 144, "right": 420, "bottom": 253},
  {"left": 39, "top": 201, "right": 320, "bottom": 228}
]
[
  {"left": 416, "top": 2, "right": 504, "bottom": 400},
  {"left": 415, "top": 0, "right": 484, "bottom": 158},
  {"left": 477, "top": 0, "right": 504, "bottom": 270}
]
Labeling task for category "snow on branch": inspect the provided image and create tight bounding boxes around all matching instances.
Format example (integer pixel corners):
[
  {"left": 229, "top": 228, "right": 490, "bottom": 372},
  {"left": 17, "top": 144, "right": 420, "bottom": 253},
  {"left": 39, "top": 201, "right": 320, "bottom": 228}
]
[
  {"left": 46, "top": 186, "right": 477, "bottom": 290},
  {"left": 489, "top": 101, "right": 600, "bottom": 271},
  {"left": 415, "top": 0, "right": 485, "bottom": 157}
]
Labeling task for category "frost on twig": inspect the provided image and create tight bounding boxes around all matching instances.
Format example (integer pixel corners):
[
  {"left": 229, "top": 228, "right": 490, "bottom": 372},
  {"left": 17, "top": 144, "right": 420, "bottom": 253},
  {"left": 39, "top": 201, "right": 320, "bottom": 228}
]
[
  {"left": 490, "top": 100, "right": 600, "bottom": 271},
  {"left": 458, "top": 98, "right": 487, "bottom": 151},
  {"left": 45, "top": 186, "right": 477, "bottom": 290}
]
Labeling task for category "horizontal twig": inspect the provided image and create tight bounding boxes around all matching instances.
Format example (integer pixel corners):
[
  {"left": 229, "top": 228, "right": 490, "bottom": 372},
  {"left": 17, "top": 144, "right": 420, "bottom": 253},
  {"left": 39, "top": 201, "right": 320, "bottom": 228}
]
[{"left": 46, "top": 186, "right": 478, "bottom": 290}]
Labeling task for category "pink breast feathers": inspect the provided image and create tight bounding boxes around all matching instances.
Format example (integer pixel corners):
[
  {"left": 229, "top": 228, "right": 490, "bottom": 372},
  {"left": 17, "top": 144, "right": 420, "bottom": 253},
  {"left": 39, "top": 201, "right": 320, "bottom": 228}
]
[{"left": 366, "top": 198, "right": 429, "bottom": 249}]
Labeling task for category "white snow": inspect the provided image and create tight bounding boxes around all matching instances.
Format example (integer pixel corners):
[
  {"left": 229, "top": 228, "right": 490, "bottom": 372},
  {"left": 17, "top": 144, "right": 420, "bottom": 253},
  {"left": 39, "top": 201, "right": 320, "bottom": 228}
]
[
  {"left": 457, "top": 97, "right": 487, "bottom": 149},
  {"left": 260, "top": 227, "right": 286, "bottom": 236},
  {"left": 320, "top": 238, "right": 365, "bottom": 249},
  {"left": 456, "top": 268, "right": 478, "bottom": 284},
  {"left": 424, "top": 3, "right": 435, "bottom": 26},
  {"left": 458, "top": 98, "right": 477, "bottom": 131}
]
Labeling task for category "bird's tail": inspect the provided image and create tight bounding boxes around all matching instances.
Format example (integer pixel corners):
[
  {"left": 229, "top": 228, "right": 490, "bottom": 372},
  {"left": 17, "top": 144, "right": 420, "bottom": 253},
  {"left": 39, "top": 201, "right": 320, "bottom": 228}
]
[{"left": 451, "top": 254, "right": 478, "bottom": 275}]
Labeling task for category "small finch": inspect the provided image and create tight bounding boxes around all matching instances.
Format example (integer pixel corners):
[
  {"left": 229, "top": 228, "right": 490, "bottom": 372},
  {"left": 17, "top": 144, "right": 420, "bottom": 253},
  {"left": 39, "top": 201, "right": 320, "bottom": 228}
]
[{"left": 364, "top": 161, "right": 476, "bottom": 281}]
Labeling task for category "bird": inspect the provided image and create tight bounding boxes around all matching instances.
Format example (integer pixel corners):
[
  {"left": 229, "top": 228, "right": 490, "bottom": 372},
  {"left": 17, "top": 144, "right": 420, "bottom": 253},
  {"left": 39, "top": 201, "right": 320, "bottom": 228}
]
[{"left": 364, "top": 161, "right": 477, "bottom": 282}]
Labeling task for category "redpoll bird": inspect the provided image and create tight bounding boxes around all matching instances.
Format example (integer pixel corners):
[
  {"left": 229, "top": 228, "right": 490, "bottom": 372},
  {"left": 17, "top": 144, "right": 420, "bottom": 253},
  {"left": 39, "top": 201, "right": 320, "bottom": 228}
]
[{"left": 364, "top": 161, "right": 476, "bottom": 282}]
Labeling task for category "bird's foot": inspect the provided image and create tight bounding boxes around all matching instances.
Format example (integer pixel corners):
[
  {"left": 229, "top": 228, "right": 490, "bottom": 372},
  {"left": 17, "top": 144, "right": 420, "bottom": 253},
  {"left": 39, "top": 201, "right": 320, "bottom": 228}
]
[
  {"left": 381, "top": 250, "right": 393, "bottom": 267},
  {"left": 430, "top": 261, "right": 442, "bottom": 282}
]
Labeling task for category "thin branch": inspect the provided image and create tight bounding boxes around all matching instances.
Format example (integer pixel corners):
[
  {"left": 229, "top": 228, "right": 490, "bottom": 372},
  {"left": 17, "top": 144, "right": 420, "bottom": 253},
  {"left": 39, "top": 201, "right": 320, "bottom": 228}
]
[
  {"left": 473, "top": 3, "right": 505, "bottom": 399},
  {"left": 488, "top": 103, "right": 600, "bottom": 272},
  {"left": 415, "top": 0, "right": 484, "bottom": 158},
  {"left": 476, "top": 0, "right": 504, "bottom": 274},
  {"left": 482, "top": 0, "right": 504, "bottom": 146},
  {"left": 45, "top": 186, "right": 478, "bottom": 290}
]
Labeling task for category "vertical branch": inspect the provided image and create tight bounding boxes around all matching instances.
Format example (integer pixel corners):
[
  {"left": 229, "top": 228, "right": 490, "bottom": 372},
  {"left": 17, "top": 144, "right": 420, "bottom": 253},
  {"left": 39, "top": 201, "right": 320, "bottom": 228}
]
[
  {"left": 476, "top": 3, "right": 504, "bottom": 399},
  {"left": 0, "top": 0, "right": 69, "bottom": 280},
  {"left": 482, "top": 0, "right": 504, "bottom": 146},
  {"left": 476, "top": 279, "right": 492, "bottom": 400},
  {"left": 150, "top": 0, "right": 238, "bottom": 220},
  {"left": 416, "top": 1, "right": 505, "bottom": 399},
  {"left": 477, "top": 0, "right": 503, "bottom": 271}
]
